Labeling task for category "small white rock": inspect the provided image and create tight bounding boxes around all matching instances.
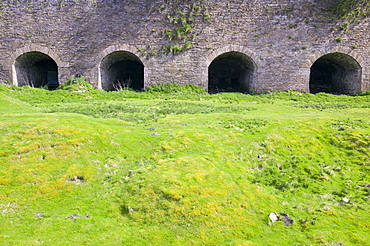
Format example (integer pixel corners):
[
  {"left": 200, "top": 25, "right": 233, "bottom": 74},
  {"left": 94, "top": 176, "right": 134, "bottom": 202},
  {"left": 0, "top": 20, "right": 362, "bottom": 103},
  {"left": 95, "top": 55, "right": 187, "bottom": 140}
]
[
  {"left": 340, "top": 198, "right": 350, "bottom": 203},
  {"left": 269, "top": 212, "right": 280, "bottom": 222},
  {"left": 128, "top": 206, "right": 134, "bottom": 213}
]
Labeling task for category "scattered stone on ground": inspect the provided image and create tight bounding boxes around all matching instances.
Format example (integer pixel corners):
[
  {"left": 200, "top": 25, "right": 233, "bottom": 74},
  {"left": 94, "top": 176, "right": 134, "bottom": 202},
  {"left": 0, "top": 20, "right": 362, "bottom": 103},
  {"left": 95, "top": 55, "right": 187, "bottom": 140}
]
[
  {"left": 269, "top": 212, "right": 280, "bottom": 222},
  {"left": 340, "top": 197, "right": 350, "bottom": 203},
  {"left": 66, "top": 175, "right": 85, "bottom": 183},
  {"left": 268, "top": 212, "right": 293, "bottom": 226},
  {"left": 280, "top": 213, "right": 294, "bottom": 226},
  {"left": 34, "top": 212, "right": 44, "bottom": 218},
  {"left": 68, "top": 214, "right": 91, "bottom": 219}
]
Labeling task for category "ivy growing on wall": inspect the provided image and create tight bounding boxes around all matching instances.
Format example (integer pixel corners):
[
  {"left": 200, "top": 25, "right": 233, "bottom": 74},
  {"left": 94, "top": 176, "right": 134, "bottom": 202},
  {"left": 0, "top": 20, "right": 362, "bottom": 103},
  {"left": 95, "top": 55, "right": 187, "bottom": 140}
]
[
  {"left": 328, "top": 0, "right": 369, "bottom": 19},
  {"left": 156, "top": 0, "right": 212, "bottom": 55},
  {"left": 0, "top": 2, "right": 7, "bottom": 18}
]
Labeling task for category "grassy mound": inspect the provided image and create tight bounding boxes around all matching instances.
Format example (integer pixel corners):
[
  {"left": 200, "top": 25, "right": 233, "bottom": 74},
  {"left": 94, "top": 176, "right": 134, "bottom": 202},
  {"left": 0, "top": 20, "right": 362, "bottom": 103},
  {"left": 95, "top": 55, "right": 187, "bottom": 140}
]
[{"left": 0, "top": 86, "right": 369, "bottom": 245}]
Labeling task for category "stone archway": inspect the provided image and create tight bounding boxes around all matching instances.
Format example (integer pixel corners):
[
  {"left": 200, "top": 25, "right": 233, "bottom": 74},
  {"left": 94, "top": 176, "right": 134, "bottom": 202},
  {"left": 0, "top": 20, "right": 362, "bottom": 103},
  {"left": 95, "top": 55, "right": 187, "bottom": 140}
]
[
  {"left": 301, "top": 47, "right": 366, "bottom": 95},
  {"left": 100, "top": 51, "right": 144, "bottom": 91},
  {"left": 97, "top": 45, "right": 146, "bottom": 91},
  {"left": 11, "top": 44, "right": 62, "bottom": 89},
  {"left": 309, "top": 52, "right": 362, "bottom": 95},
  {"left": 14, "top": 51, "right": 59, "bottom": 90},
  {"left": 208, "top": 51, "right": 256, "bottom": 93},
  {"left": 204, "top": 45, "right": 260, "bottom": 93}
]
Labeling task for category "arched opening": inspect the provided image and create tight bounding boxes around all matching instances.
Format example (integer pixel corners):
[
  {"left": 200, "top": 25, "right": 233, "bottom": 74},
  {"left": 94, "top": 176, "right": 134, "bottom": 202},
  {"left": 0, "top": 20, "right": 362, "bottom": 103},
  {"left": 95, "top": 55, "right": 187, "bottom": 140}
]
[
  {"left": 15, "top": 52, "right": 59, "bottom": 90},
  {"left": 208, "top": 51, "right": 255, "bottom": 94},
  {"left": 309, "top": 52, "right": 362, "bottom": 95},
  {"left": 100, "top": 51, "right": 144, "bottom": 91}
]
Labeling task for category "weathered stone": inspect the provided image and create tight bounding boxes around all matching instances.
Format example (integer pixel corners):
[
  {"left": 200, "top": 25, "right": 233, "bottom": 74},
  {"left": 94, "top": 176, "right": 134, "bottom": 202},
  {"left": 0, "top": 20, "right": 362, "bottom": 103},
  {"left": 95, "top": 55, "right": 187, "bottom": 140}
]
[{"left": 0, "top": 0, "right": 368, "bottom": 94}]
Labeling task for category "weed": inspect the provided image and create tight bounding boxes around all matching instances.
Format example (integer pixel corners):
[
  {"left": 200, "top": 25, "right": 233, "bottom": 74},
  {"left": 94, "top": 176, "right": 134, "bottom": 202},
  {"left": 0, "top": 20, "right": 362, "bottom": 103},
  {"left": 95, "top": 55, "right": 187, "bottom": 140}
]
[
  {"left": 57, "top": 76, "right": 95, "bottom": 92},
  {"left": 336, "top": 37, "right": 343, "bottom": 43},
  {"left": 340, "top": 21, "right": 350, "bottom": 30},
  {"left": 164, "top": 44, "right": 183, "bottom": 54},
  {"left": 145, "top": 83, "right": 205, "bottom": 94},
  {"left": 112, "top": 79, "right": 133, "bottom": 91},
  {"left": 327, "top": 0, "right": 369, "bottom": 19}
]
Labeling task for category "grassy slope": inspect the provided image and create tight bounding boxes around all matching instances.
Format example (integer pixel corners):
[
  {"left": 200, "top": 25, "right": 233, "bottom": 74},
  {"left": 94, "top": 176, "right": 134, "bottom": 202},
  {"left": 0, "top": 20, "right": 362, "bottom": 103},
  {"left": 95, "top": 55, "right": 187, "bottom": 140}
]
[{"left": 0, "top": 86, "right": 369, "bottom": 245}]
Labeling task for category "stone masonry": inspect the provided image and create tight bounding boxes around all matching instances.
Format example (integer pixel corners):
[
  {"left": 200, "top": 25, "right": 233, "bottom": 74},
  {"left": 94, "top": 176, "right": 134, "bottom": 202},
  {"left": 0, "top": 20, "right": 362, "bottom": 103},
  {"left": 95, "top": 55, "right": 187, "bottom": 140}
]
[{"left": 0, "top": 0, "right": 369, "bottom": 94}]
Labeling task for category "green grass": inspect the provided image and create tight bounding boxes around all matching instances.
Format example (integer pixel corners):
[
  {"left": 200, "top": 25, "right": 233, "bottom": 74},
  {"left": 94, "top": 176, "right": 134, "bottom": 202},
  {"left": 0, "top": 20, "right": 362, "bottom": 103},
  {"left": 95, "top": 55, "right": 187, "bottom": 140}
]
[{"left": 0, "top": 85, "right": 369, "bottom": 245}]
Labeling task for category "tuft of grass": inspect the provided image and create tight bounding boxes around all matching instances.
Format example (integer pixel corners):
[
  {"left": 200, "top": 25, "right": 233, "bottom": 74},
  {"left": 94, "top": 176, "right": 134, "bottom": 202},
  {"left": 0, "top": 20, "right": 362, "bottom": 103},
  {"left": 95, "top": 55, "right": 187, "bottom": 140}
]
[
  {"left": 57, "top": 76, "right": 96, "bottom": 92},
  {"left": 145, "top": 83, "right": 206, "bottom": 94}
]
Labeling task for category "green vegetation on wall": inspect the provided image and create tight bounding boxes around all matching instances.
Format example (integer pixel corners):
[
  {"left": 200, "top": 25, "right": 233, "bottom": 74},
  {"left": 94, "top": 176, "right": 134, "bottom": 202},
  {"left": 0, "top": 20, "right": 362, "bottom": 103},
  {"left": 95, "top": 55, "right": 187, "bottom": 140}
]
[
  {"left": 155, "top": 0, "right": 212, "bottom": 55},
  {"left": 328, "top": 0, "right": 369, "bottom": 19}
]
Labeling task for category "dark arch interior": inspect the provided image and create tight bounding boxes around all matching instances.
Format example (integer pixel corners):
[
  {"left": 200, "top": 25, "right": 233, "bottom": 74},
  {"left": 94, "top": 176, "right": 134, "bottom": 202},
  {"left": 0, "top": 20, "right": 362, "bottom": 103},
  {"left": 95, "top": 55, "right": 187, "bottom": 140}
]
[
  {"left": 310, "top": 53, "right": 361, "bottom": 95},
  {"left": 15, "top": 52, "right": 58, "bottom": 90},
  {"left": 208, "top": 51, "right": 255, "bottom": 94},
  {"left": 100, "top": 51, "right": 144, "bottom": 91}
]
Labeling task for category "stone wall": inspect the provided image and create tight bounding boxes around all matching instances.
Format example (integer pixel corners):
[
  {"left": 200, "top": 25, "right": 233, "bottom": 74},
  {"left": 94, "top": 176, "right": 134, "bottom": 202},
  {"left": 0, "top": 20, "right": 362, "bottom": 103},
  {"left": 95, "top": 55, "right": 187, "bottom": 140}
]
[{"left": 0, "top": 0, "right": 369, "bottom": 93}]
